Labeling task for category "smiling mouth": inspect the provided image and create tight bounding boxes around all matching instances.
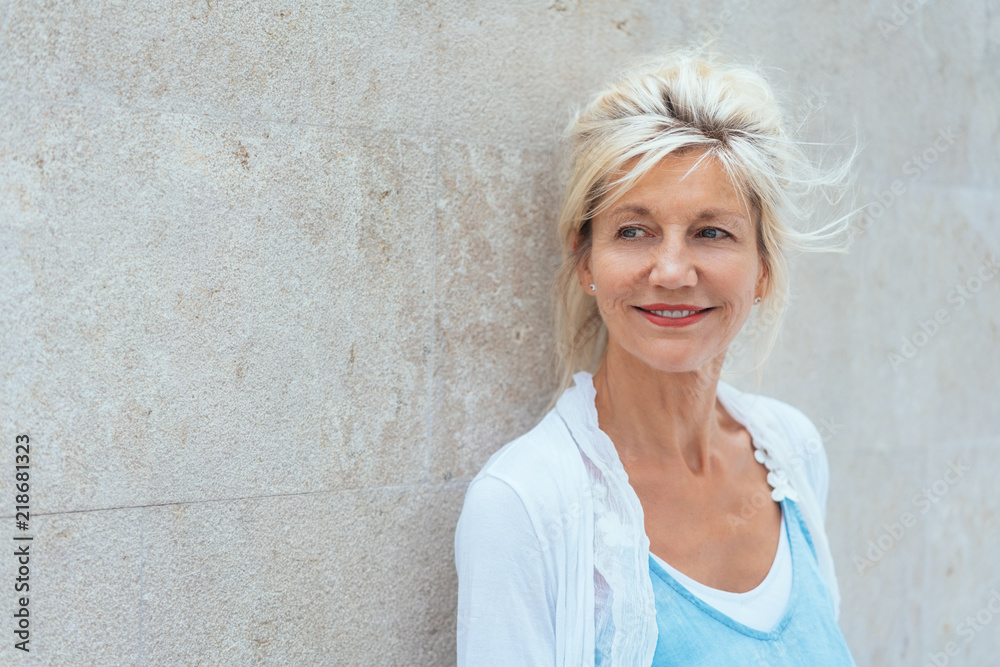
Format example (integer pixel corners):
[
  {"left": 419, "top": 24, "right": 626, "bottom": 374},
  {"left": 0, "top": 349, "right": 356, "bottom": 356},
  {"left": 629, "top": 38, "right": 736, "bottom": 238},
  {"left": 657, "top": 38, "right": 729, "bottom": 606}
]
[{"left": 640, "top": 307, "right": 713, "bottom": 318}]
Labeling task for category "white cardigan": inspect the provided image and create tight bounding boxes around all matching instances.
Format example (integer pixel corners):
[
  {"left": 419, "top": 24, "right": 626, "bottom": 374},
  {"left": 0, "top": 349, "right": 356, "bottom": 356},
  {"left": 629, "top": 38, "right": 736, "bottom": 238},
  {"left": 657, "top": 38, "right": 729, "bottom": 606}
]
[{"left": 455, "top": 372, "right": 839, "bottom": 666}]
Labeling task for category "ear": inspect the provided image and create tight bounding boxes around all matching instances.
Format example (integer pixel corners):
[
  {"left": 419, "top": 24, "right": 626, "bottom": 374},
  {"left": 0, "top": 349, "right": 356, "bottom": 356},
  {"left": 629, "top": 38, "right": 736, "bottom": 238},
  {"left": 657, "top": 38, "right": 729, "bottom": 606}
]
[
  {"left": 576, "top": 245, "right": 594, "bottom": 294},
  {"left": 755, "top": 258, "right": 770, "bottom": 301}
]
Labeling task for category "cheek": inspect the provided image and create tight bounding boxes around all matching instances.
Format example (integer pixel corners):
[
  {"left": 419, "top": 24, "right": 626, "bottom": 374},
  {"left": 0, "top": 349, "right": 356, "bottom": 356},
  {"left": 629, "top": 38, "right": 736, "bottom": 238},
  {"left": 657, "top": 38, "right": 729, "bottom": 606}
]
[
  {"left": 592, "top": 248, "right": 644, "bottom": 289},
  {"left": 721, "top": 255, "right": 761, "bottom": 291}
]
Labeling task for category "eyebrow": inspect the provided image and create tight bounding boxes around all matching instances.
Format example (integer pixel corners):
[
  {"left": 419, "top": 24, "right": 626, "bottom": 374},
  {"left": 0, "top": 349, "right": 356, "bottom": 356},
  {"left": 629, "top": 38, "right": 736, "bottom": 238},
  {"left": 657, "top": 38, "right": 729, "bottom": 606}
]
[
  {"left": 607, "top": 204, "right": 750, "bottom": 227},
  {"left": 607, "top": 203, "right": 653, "bottom": 218},
  {"left": 693, "top": 209, "right": 751, "bottom": 227}
]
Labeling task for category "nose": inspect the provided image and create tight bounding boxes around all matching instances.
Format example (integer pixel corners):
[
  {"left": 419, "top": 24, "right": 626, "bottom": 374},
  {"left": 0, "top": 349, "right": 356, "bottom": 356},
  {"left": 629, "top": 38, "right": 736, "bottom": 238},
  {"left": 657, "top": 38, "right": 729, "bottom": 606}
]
[{"left": 648, "top": 234, "right": 697, "bottom": 289}]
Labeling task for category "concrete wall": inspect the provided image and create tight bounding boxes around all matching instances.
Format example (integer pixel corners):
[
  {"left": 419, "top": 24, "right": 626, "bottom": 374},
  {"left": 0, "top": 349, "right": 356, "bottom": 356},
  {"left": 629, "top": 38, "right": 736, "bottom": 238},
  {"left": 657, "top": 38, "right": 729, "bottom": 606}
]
[{"left": 1, "top": 1, "right": 997, "bottom": 664}]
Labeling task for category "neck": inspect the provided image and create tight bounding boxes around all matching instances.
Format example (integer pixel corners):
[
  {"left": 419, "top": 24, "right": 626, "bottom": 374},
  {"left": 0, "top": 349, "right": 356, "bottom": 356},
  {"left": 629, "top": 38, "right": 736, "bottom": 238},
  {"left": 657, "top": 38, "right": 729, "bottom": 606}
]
[{"left": 593, "top": 345, "right": 731, "bottom": 475}]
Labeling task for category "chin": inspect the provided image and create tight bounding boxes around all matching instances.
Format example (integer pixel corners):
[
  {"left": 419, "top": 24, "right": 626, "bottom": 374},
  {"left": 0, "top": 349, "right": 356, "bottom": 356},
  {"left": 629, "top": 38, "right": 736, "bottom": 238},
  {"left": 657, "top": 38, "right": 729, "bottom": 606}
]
[
  {"left": 644, "top": 359, "right": 717, "bottom": 375},
  {"left": 621, "top": 342, "right": 725, "bottom": 375}
]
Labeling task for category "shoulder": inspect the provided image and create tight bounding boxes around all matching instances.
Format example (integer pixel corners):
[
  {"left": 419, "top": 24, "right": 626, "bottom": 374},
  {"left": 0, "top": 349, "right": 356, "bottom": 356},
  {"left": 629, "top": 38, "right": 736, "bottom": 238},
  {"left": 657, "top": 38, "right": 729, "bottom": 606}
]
[
  {"left": 762, "top": 394, "right": 830, "bottom": 517},
  {"left": 720, "top": 382, "right": 824, "bottom": 456},
  {"left": 719, "top": 382, "right": 830, "bottom": 516},
  {"left": 455, "top": 407, "right": 591, "bottom": 577},
  {"left": 465, "top": 408, "right": 589, "bottom": 515},
  {"left": 751, "top": 393, "right": 825, "bottom": 456}
]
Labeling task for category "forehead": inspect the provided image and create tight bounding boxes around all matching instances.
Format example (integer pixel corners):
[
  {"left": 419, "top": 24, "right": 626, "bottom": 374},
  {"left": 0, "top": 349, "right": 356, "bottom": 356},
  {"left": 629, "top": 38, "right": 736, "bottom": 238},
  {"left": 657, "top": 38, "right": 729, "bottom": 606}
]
[{"left": 601, "top": 151, "right": 750, "bottom": 220}]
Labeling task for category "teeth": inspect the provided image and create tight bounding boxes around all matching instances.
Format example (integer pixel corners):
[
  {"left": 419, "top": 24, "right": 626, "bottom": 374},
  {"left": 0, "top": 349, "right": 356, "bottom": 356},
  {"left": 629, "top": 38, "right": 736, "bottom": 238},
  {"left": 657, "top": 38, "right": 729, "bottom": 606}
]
[{"left": 651, "top": 309, "right": 702, "bottom": 318}]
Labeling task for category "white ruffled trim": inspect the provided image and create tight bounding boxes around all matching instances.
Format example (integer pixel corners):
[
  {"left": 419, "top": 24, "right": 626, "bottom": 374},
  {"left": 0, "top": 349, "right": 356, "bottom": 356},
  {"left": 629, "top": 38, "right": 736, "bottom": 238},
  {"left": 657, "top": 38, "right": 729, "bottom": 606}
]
[
  {"left": 753, "top": 446, "right": 800, "bottom": 503},
  {"left": 557, "top": 373, "right": 657, "bottom": 667}
]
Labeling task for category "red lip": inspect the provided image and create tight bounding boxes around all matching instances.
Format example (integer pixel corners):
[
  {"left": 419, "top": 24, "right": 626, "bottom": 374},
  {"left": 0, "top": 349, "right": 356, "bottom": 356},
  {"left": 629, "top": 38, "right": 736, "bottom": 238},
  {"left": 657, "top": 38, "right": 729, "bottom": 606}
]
[
  {"left": 636, "top": 304, "right": 713, "bottom": 328},
  {"left": 639, "top": 304, "right": 708, "bottom": 311}
]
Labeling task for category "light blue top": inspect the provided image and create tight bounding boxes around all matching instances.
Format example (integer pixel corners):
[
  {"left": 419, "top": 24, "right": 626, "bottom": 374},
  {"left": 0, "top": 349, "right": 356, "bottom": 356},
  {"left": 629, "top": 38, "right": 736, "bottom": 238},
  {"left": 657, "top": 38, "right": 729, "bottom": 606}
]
[{"left": 647, "top": 499, "right": 855, "bottom": 666}]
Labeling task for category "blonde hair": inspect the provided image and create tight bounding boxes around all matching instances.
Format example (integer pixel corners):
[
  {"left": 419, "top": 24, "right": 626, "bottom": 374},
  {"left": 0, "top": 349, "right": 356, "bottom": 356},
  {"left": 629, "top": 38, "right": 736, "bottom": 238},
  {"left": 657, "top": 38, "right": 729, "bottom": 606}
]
[{"left": 553, "top": 51, "right": 854, "bottom": 397}]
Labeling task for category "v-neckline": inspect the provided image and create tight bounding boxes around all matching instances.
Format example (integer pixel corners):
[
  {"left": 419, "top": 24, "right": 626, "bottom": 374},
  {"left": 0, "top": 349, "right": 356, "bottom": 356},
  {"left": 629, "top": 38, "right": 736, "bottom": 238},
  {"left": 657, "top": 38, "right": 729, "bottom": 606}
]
[{"left": 647, "top": 498, "right": 802, "bottom": 640}]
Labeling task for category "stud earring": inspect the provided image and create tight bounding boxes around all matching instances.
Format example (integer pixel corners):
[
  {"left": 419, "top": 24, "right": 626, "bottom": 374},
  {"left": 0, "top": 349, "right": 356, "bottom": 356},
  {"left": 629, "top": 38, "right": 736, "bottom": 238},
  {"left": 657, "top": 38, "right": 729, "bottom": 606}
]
[
  {"left": 754, "top": 296, "right": 761, "bottom": 304},
  {"left": 589, "top": 284, "right": 596, "bottom": 292}
]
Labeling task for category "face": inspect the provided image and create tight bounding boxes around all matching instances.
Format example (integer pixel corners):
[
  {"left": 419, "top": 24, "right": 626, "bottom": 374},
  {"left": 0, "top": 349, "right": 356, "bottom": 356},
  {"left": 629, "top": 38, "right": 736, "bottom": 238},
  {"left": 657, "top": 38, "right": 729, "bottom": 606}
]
[{"left": 578, "top": 150, "right": 767, "bottom": 374}]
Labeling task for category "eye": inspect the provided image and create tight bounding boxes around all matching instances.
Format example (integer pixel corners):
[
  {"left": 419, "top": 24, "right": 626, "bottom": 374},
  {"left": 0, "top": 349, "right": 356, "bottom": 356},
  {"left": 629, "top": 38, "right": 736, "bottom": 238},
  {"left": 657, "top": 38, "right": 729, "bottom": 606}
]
[
  {"left": 697, "top": 227, "right": 730, "bottom": 239},
  {"left": 618, "top": 226, "right": 646, "bottom": 239}
]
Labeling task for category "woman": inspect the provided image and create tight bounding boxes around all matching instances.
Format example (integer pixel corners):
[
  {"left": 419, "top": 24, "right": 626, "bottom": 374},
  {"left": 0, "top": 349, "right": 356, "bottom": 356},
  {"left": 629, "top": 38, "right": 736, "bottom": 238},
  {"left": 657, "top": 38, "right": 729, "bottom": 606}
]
[{"left": 455, "top": 51, "right": 856, "bottom": 666}]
